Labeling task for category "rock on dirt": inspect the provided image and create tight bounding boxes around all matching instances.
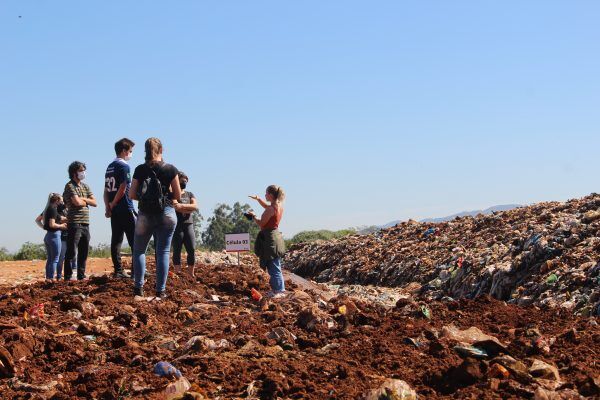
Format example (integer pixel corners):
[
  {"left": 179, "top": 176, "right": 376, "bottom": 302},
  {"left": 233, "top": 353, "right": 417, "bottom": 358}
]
[{"left": 365, "top": 378, "right": 417, "bottom": 400}]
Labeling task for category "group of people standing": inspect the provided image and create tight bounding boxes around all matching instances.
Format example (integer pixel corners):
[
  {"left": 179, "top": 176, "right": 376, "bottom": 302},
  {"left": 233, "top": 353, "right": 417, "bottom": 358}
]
[{"left": 36, "top": 137, "right": 287, "bottom": 298}]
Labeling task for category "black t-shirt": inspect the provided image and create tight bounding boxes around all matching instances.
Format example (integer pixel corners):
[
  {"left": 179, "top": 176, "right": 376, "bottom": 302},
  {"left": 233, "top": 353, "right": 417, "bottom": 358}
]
[
  {"left": 57, "top": 204, "right": 68, "bottom": 239},
  {"left": 132, "top": 162, "right": 179, "bottom": 206},
  {"left": 43, "top": 206, "right": 59, "bottom": 232},
  {"left": 176, "top": 191, "right": 196, "bottom": 225}
]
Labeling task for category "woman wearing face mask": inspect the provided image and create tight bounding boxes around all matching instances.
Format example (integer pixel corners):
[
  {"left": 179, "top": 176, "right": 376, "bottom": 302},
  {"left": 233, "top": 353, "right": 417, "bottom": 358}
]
[
  {"left": 248, "top": 185, "right": 286, "bottom": 298},
  {"left": 36, "top": 193, "right": 68, "bottom": 280},
  {"left": 130, "top": 138, "right": 181, "bottom": 298},
  {"left": 172, "top": 172, "right": 198, "bottom": 278}
]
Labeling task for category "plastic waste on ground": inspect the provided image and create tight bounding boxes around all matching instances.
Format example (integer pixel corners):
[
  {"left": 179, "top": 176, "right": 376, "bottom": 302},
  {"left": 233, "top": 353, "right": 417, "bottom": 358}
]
[
  {"left": 284, "top": 194, "right": 600, "bottom": 315},
  {"left": 154, "top": 361, "right": 182, "bottom": 379},
  {"left": 250, "top": 288, "right": 262, "bottom": 302},
  {"left": 454, "top": 345, "right": 489, "bottom": 359},
  {"left": 164, "top": 376, "right": 191, "bottom": 400}
]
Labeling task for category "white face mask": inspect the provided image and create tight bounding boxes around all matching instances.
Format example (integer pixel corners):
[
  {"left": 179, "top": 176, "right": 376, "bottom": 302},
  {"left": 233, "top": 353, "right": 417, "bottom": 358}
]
[
  {"left": 77, "top": 171, "right": 86, "bottom": 181},
  {"left": 124, "top": 153, "right": 132, "bottom": 161}
]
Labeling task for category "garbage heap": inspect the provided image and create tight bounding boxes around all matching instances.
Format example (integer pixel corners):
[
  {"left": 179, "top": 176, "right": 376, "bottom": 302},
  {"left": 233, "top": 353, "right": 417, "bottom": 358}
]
[
  {"left": 0, "top": 261, "right": 598, "bottom": 399},
  {"left": 285, "top": 193, "right": 600, "bottom": 316}
]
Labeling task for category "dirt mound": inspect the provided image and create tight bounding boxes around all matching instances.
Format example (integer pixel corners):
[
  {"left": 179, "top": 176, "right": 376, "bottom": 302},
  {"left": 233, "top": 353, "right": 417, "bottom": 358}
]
[
  {"left": 0, "top": 259, "right": 598, "bottom": 399},
  {"left": 285, "top": 193, "right": 600, "bottom": 316}
]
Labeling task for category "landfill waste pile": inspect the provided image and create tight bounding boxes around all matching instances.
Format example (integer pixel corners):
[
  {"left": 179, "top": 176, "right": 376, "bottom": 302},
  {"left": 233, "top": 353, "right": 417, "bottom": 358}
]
[
  {"left": 285, "top": 193, "right": 600, "bottom": 316},
  {"left": 1, "top": 259, "right": 598, "bottom": 399},
  {"left": 196, "top": 251, "right": 255, "bottom": 266}
]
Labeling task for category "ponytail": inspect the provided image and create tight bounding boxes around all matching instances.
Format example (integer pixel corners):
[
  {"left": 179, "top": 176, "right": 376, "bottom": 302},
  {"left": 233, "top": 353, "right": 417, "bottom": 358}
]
[
  {"left": 145, "top": 137, "right": 163, "bottom": 164},
  {"left": 266, "top": 185, "right": 285, "bottom": 203}
]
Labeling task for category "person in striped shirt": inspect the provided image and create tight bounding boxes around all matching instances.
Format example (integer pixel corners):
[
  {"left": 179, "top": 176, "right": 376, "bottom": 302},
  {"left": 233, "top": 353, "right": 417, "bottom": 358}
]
[{"left": 63, "top": 161, "right": 97, "bottom": 280}]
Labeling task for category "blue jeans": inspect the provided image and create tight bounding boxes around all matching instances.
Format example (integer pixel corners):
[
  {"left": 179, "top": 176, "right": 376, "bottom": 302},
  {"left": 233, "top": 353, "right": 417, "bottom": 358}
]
[
  {"left": 133, "top": 207, "right": 177, "bottom": 293},
  {"left": 44, "top": 231, "right": 62, "bottom": 280},
  {"left": 261, "top": 257, "right": 285, "bottom": 292}
]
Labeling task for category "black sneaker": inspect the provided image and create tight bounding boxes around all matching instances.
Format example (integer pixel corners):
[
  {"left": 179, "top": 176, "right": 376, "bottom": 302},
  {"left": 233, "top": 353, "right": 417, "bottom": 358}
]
[
  {"left": 155, "top": 291, "right": 167, "bottom": 299},
  {"left": 113, "top": 271, "right": 130, "bottom": 279},
  {"left": 134, "top": 287, "right": 144, "bottom": 297}
]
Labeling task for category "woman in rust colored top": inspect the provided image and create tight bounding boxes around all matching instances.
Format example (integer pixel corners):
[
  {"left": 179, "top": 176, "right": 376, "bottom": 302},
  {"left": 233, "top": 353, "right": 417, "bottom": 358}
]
[{"left": 249, "top": 185, "right": 286, "bottom": 297}]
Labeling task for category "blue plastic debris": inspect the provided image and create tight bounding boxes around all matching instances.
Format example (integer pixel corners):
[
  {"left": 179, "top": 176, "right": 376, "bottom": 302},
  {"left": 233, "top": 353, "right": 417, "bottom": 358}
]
[{"left": 154, "top": 361, "right": 182, "bottom": 379}]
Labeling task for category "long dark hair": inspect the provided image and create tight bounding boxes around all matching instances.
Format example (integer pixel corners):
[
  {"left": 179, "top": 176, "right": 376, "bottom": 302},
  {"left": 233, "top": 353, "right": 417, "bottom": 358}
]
[{"left": 42, "top": 193, "right": 61, "bottom": 222}]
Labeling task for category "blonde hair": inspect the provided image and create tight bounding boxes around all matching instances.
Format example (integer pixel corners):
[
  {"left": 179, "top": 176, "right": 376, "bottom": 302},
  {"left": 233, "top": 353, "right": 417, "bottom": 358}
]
[
  {"left": 266, "top": 185, "right": 285, "bottom": 203},
  {"left": 144, "top": 137, "right": 163, "bottom": 163},
  {"left": 42, "top": 193, "right": 62, "bottom": 222}
]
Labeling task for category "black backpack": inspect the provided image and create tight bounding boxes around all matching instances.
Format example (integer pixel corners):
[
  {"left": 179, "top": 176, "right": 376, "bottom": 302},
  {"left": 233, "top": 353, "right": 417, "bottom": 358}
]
[{"left": 137, "top": 166, "right": 166, "bottom": 214}]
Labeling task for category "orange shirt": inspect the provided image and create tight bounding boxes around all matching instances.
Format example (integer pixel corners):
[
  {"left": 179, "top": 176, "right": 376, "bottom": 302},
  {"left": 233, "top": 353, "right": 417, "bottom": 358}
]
[{"left": 263, "top": 205, "right": 283, "bottom": 230}]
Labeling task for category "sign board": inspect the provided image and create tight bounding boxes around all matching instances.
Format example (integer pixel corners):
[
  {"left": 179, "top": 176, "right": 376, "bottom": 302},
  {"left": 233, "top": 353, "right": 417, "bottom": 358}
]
[{"left": 225, "top": 233, "right": 251, "bottom": 252}]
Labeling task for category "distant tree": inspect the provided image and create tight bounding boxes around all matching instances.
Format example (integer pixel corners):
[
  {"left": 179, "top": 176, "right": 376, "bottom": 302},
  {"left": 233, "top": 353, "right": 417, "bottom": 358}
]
[
  {"left": 230, "top": 202, "right": 259, "bottom": 240},
  {"left": 88, "top": 243, "right": 111, "bottom": 258},
  {"left": 202, "top": 203, "right": 259, "bottom": 251},
  {"left": 14, "top": 242, "right": 46, "bottom": 260},
  {"left": 0, "top": 247, "right": 13, "bottom": 261},
  {"left": 202, "top": 204, "right": 232, "bottom": 251},
  {"left": 192, "top": 210, "right": 204, "bottom": 243}
]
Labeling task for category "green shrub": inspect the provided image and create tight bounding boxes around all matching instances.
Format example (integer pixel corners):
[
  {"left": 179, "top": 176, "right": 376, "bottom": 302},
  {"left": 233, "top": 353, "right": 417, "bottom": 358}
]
[
  {"left": 0, "top": 247, "right": 13, "bottom": 261},
  {"left": 287, "top": 229, "right": 356, "bottom": 246},
  {"left": 89, "top": 243, "right": 111, "bottom": 258},
  {"left": 14, "top": 242, "right": 47, "bottom": 260}
]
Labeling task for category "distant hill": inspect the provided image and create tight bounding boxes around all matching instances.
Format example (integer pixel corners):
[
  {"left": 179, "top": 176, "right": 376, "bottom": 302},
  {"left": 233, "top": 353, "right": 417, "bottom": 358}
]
[
  {"left": 376, "top": 204, "right": 522, "bottom": 230},
  {"left": 420, "top": 204, "right": 522, "bottom": 223}
]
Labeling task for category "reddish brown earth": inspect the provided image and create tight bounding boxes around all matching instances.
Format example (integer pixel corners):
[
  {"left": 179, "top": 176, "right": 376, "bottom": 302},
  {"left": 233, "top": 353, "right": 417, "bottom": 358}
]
[
  {"left": 0, "top": 259, "right": 598, "bottom": 399},
  {"left": 0, "top": 258, "right": 115, "bottom": 286}
]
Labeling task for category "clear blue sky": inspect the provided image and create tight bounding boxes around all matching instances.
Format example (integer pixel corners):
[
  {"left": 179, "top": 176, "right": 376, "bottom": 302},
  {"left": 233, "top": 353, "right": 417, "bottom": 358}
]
[{"left": 1, "top": 1, "right": 599, "bottom": 251}]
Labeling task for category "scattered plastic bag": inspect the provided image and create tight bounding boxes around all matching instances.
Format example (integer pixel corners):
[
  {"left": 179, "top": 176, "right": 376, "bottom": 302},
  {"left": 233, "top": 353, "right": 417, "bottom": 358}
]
[
  {"left": 154, "top": 361, "right": 182, "bottom": 379},
  {"left": 164, "top": 377, "right": 191, "bottom": 400},
  {"left": 27, "top": 303, "right": 45, "bottom": 319},
  {"left": 250, "top": 288, "right": 262, "bottom": 302}
]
